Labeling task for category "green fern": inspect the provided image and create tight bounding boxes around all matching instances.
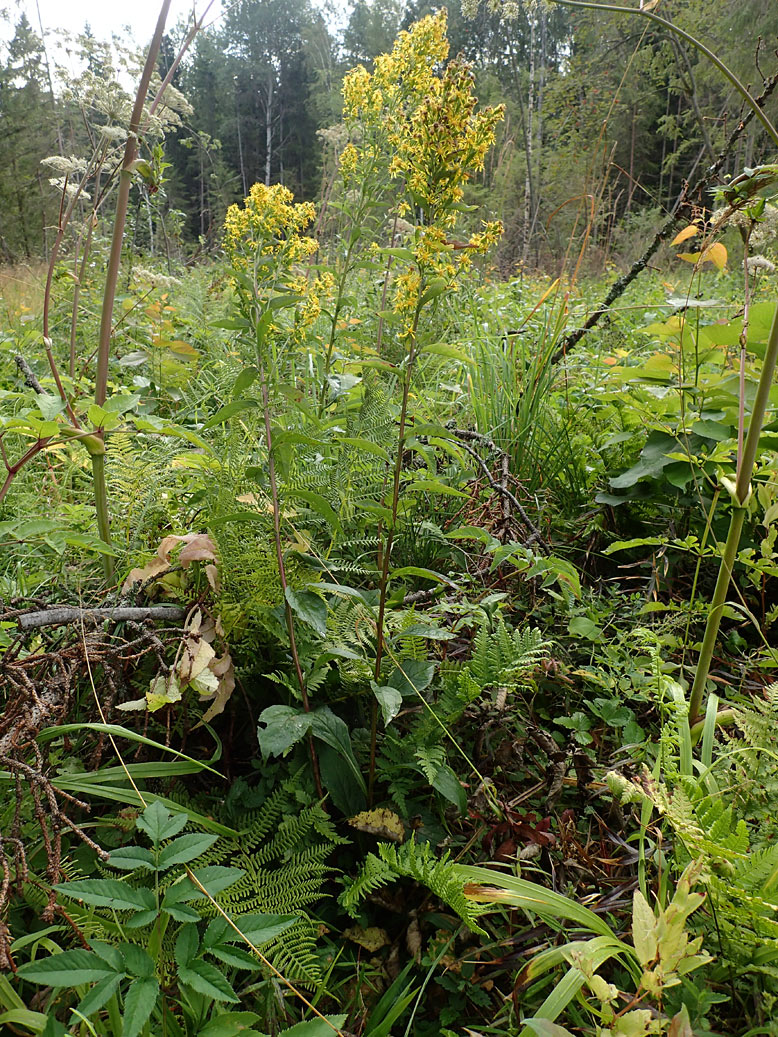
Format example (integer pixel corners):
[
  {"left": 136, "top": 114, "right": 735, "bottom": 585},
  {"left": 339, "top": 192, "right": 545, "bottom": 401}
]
[
  {"left": 197, "top": 792, "right": 348, "bottom": 985},
  {"left": 340, "top": 837, "right": 485, "bottom": 934},
  {"left": 467, "top": 619, "right": 551, "bottom": 692}
]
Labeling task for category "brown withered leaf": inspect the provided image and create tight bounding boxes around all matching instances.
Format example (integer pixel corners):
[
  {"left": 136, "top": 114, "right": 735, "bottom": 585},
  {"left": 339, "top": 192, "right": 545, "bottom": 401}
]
[
  {"left": 195, "top": 652, "right": 236, "bottom": 728},
  {"left": 123, "top": 533, "right": 218, "bottom": 594}
]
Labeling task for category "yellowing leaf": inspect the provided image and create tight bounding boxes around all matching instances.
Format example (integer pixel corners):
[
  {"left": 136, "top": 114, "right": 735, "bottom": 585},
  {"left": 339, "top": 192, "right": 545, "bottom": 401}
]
[
  {"left": 632, "top": 889, "right": 657, "bottom": 966},
  {"left": 343, "top": 926, "right": 391, "bottom": 952},
  {"left": 671, "top": 224, "right": 699, "bottom": 245},
  {"left": 676, "top": 251, "right": 701, "bottom": 265},
  {"left": 701, "top": 242, "right": 728, "bottom": 269},
  {"left": 349, "top": 808, "right": 405, "bottom": 842}
]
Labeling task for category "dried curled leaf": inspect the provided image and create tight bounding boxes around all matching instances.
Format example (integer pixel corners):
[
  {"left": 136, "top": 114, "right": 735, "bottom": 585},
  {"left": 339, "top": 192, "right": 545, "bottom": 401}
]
[{"left": 122, "top": 533, "right": 218, "bottom": 593}]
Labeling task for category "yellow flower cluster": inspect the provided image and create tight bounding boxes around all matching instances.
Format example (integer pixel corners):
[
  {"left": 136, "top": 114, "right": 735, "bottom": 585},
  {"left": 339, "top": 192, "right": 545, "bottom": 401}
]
[
  {"left": 223, "top": 183, "right": 332, "bottom": 344},
  {"left": 223, "top": 183, "right": 318, "bottom": 270},
  {"left": 339, "top": 11, "right": 505, "bottom": 338}
]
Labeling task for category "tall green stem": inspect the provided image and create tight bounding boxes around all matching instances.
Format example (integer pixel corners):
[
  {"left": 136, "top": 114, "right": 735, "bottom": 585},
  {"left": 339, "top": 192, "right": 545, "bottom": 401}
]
[
  {"left": 368, "top": 303, "right": 422, "bottom": 804},
  {"left": 689, "top": 301, "right": 778, "bottom": 721},
  {"left": 91, "top": 0, "right": 172, "bottom": 580}
]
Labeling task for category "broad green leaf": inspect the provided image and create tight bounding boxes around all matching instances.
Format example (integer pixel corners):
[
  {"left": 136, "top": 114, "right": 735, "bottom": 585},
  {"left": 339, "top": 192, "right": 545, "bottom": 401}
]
[
  {"left": 339, "top": 436, "right": 389, "bottom": 459},
  {"left": 257, "top": 705, "right": 312, "bottom": 758},
  {"left": 177, "top": 866, "right": 244, "bottom": 901},
  {"left": 632, "top": 890, "right": 658, "bottom": 966},
  {"left": 158, "top": 833, "right": 217, "bottom": 870},
  {"left": 207, "top": 944, "right": 259, "bottom": 969},
  {"left": 17, "top": 949, "right": 116, "bottom": 986},
  {"left": 387, "top": 659, "right": 435, "bottom": 697},
  {"left": 35, "top": 394, "right": 66, "bottom": 420},
  {"left": 175, "top": 924, "right": 200, "bottom": 968},
  {"left": 280, "top": 1016, "right": 347, "bottom": 1037},
  {"left": 223, "top": 913, "right": 298, "bottom": 946},
  {"left": 107, "top": 845, "right": 155, "bottom": 872},
  {"left": 0, "top": 1008, "right": 50, "bottom": 1034},
  {"left": 197, "top": 1013, "right": 263, "bottom": 1037},
  {"left": 371, "top": 682, "right": 402, "bottom": 726},
  {"left": 285, "top": 587, "right": 327, "bottom": 637},
  {"left": 136, "top": 800, "right": 188, "bottom": 844},
  {"left": 232, "top": 367, "right": 259, "bottom": 396},
  {"left": 287, "top": 489, "right": 341, "bottom": 531},
  {"left": 202, "top": 399, "right": 259, "bottom": 430},
  {"left": 309, "top": 707, "right": 366, "bottom": 794},
  {"left": 432, "top": 764, "right": 467, "bottom": 812},
  {"left": 522, "top": 1021, "right": 576, "bottom": 1037},
  {"left": 53, "top": 879, "right": 155, "bottom": 913},
  {"left": 103, "top": 394, "right": 140, "bottom": 414},
  {"left": 119, "top": 943, "right": 155, "bottom": 979},
  {"left": 178, "top": 958, "right": 240, "bottom": 1003},
  {"left": 121, "top": 976, "right": 159, "bottom": 1037}
]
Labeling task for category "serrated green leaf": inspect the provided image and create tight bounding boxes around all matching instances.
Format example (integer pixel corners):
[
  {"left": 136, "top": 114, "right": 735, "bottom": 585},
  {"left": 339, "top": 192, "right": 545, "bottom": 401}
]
[
  {"left": 158, "top": 833, "right": 217, "bottom": 870},
  {"left": 74, "top": 974, "right": 123, "bottom": 1024},
  {"left": 136, "top": 800, "right": 188, "bottom": 844},
  {"left": 17, "top": 949, "right": 116, "bottom": 986},
  {"left": 53, "top": 879, "right": 155, "bottom": 912},
  {"left": 121, "top": 976, "right": 159, "bottom": 1037},
  {"left": 175, "top": 924, "right": 200, "bottom": 968},
  {"left": 178, "top": 958, "right": 240, "bottom": 1003},
  {"left": 107, "top": 846, "right": 155, "bottom": 871}
]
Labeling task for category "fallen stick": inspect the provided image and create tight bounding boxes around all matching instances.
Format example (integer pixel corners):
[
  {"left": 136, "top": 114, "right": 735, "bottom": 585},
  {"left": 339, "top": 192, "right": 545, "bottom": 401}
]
[{"left": 17, "top": 605, "right": 186, "bottom": 631}]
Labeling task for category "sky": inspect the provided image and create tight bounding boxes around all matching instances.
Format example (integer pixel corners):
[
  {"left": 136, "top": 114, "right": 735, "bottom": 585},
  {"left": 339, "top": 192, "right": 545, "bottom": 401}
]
[{"left": 4, "top": 0, "right": 223, "bottom": 47}]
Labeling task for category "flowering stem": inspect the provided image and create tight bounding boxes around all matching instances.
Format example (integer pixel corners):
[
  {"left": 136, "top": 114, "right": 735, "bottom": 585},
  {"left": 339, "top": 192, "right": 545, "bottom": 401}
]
[{"left": 369, "top": 299, "right": 422, "bottom": 805}]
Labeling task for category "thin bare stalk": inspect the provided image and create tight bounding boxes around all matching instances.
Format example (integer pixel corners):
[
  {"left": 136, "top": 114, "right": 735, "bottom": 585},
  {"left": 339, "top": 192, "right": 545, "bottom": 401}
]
[
  {"left": 91, "top": 0, "right": 172, "bottom": 580},
  {"left": 688, "top": 301, "right": 778, "bottom": 721}
]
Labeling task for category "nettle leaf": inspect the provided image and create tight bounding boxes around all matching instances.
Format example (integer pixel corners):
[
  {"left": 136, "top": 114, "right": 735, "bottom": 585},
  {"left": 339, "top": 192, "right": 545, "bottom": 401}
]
[
  {"left": 107, "top": 846, "right": 155, "bottom": 872},
  {"left": 17, "top": 949, "right": 117, "bottom": 986},
  {"left": 388, "top": 659, "right": 435, "bottom": 697},
  {"left": 136, "top": 801, "right": 188, "bottom": 844},
  {"left": 257, "top": 705, "right": 312, "bottom": 758},
  {"left": 178, "top": 958, "right": 240, "bottom": 1003},
  {"left": 53, "top": 879, "right": 155, "bottom": 913},
  {"left": 158, "top": 833, "right": 217, "bottom": 870},
  {"left": 121, "top": 976, "right": 159, "bottom": 1037},
  {"left": 285, "top": 587, "right": 327, "bottom": 637},
  {"left": 371, "top": 682, "right": 403, "bottom": 726}
]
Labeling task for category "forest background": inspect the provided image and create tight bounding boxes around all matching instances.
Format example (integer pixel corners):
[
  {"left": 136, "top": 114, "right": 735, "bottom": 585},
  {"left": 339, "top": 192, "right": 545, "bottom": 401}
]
[{"left": 4, "top": 0, "right": 777, "bottom": 272}]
